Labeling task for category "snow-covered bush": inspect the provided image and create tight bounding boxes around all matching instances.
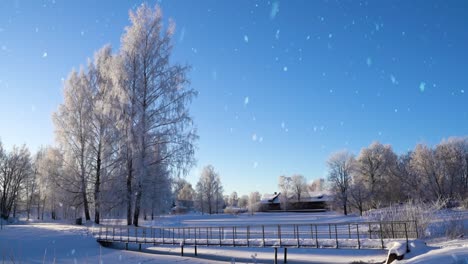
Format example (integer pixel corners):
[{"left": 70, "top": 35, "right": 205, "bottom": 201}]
[
  {"left": 461, "top": 198, "right": 468, "bottom": 210},
  {"left": 366, "top": 199, "right": 446, "bottom": 238}
]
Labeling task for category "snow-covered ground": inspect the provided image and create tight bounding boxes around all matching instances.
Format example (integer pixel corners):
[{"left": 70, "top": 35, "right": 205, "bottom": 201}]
[{"left": 1, "top": 211, "right": 466, "bottom": 263}]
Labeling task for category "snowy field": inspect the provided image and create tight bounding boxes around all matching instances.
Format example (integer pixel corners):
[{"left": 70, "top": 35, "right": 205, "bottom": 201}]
[
  {"left": 0, "top": 211, "right": 466, "bottom": 263},
  {"left": 101, "top": 211, "right": 364, "bottom": 227}
]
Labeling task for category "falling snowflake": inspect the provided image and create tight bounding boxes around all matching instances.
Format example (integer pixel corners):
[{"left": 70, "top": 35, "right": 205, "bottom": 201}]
[
  {"left": 71, "top": 249, "right": 75, "bottom": 255},
  {"left": 366, "top": 57, "right": 372, "bottom": 66},
  {"left": 328, "top": 33, "right": 333, "bottom": 38},
  {"left": 390, "top": 75, "right": 397, "bottom": 84},
  {"left": 394, "top": 108, "right": 398, "bottom": 113},
  {"left": 419, "top": 82, "right": 426, "bottom": 92},
  {"left": 281, "top": 122, "right": 285, "bottom": 129},
  {"left": 1, "top": 45, "right": 6, "bottom": 51},
  {"left": 244, "top": 35, "right": 249, "bottom": 43},
  {"left": 253, "top": 162, "right": 258, "bottom": 168},
  {"left": 270, "top": 1, "right": 279, "bottom": 19},
  {"left": 42, "top": 52, "right": 48, "bottom": 58},
  {"left": 252, "top": 133, "right": 257, "bottom": 141},
  {"left": 461, "top": 89, "right": 465, "bottom": 94},
  {"left": 283, "top": 66, "right": 288, "bottom": 72},
  {"left": 275, "top": 29, "right": 280, "bottom": 40},
  {"left": 259, "top": 137, "right": 263, "bottom": 143},
  {"left": 244, "top": 96, "right": 249, "bottom": 106},
  {"left": 306, "top": 35, "right": 310, "bottom": 40}
]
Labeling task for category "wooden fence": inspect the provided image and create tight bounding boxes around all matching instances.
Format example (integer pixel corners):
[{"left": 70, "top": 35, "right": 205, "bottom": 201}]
[{"left": 96, "top": 220, "right": 418, "bottom": 252}]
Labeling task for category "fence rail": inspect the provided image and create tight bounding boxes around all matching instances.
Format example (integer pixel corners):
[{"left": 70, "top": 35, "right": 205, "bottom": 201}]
[{"left": 96, "top": 220, "right": 418, "bottom": 250}]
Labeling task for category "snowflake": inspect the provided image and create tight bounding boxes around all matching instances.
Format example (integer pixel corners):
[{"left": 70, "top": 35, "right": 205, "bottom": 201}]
[
  {"left": 42, "top": 52, "right": 48, "bottom": 58},
  {"left": 366, "top": 57, "right": 372, "bottom": 66},
  {"left": 419, "top": 82, "right": 426, "bottom": 92},
  {"left": 244, "top": 35, "right": 249, "bottom": 43},
  {"left": 306, "top": 35, "right": 310, "bottom": 40},
  {"left": 390, "top": 75, "right": 397, "bottom": 85},
  {"left": 270, "top": 1, "right": 279, "bottom": 19},
  {"left": 283, "top": 66, "right": 288, "bottom": 72},
  {"left": 253, "top": 162, "right": 258, "bottom": 169},
  {"left": 252, "top": 133, "right": 257, "bottom": 141},
  {"left": 461, "top": 89, "right": 465, "bottom": 94},
  {"left": 259, "top": 137, "right": 263, "bottom": 143},
  {"left": 275, "top": 29, "right": 280, "bottom": 40},
  {"left": 244, "top": 96, "right": 249, "bottom": 106}
]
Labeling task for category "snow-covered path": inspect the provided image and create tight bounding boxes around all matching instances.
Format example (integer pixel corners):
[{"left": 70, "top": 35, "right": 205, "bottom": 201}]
[{"left": 0, "top": 222, "right": 388, "bottom": 263}]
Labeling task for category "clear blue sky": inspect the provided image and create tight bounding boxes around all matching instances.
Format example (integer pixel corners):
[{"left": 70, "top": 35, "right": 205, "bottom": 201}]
[{"left": 0, "top": 0, "right": 467, "bottom": 196}]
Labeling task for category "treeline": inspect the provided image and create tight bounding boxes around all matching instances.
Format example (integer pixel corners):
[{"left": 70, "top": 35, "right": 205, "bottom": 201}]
[
  {"left": 0, "top": 4, "right": 197, "bottom": 226},
  {"left": 327, "top": 137, "right": 468, "bottom": 215}
]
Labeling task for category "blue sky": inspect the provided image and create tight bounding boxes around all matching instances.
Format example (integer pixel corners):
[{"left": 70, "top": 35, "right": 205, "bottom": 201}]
[{"left": 0, "top": 0, "right": 467, "bottom": 195}]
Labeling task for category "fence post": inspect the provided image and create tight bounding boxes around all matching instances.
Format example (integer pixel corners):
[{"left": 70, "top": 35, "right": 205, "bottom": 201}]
[
  {"left": 404, "top": 223, "right": 409, "bottom": 252},
  {"left": 206, "top": 227, "right": 209, "bottom": 245},
  {"left": 194, "top": 228, "right": 197, "bottom": 248},
  {"left": 247, "top": 226, "right": 250, "bottom": 247},
  {"left": 105, "top": 226, "right": 108, "bottom": 241},
  {"left": 356, "top": 224, "right": 361, "bottom": 249},
  {"left": 278, "top": 225, "right": 282, "bottom": 247},
  {"left": 348, "top": 224, "right": 351, "bottom": 239},
  {"left": 379, "top": 222, "right": 384, "bottom": 249},
  {"left": 113, "top": 227, "right": 115, "bottom": 241},
  {"left": 314, "top": 225, "right": 319, "bottom": 248},
  {"left": 368, "top": 223, "right": 371, "bottom": 239},
  {"left": 232, "top": 227, "right": 235, "bottom": 247},
  {"left": 127, "top": 227, "right": 130, "bottom": 243},
  {"left": 328, "top": 224, "right": 332, "bottom": 239},
  {"left": 99, "top": 226, "right": 102, "bottom": 240},
  {"left": 219, "top": 227, "right": 222, "bottom": 246},
  {"left": 173, "top": 228, "right": 175, "bottom": 245},
  {"left": 284, "top": 247, "right": 288, "bottom": 263},
  {"left": 335, "top": 224, "right": 339, "bottom": 248},
  {"left": 296, "top": 225, "right": 300, "bottom": 248},
  {"left": 262, "top": 225, "right": 265, "bottom": 246}
]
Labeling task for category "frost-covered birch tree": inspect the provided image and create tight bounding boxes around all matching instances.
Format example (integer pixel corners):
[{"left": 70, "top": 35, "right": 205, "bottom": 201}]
[
  {"left": 327, "top": 150, "right": 355, "bottom": 215},
  {"left": 117, "top": 4, "right": 197, "bottom": 226},
  {"left": 53, "top": 70, "right": 93, "bottom": 221}
]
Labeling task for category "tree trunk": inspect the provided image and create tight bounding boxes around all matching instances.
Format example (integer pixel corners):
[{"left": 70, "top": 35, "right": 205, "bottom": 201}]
[
  {"left": 133, "top": 184, "right": 142, "bottom": 226},
  {"left": 126, "top": 158, "right": 133, "bottom": 226},
  {"left": 94, "top": 144, "right": 102, "bottom": 224}
]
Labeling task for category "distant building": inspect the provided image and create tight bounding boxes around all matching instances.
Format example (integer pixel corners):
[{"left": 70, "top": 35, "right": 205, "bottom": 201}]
[{"left": 260, "top": 191, "right": 332, "bottom": 212}]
